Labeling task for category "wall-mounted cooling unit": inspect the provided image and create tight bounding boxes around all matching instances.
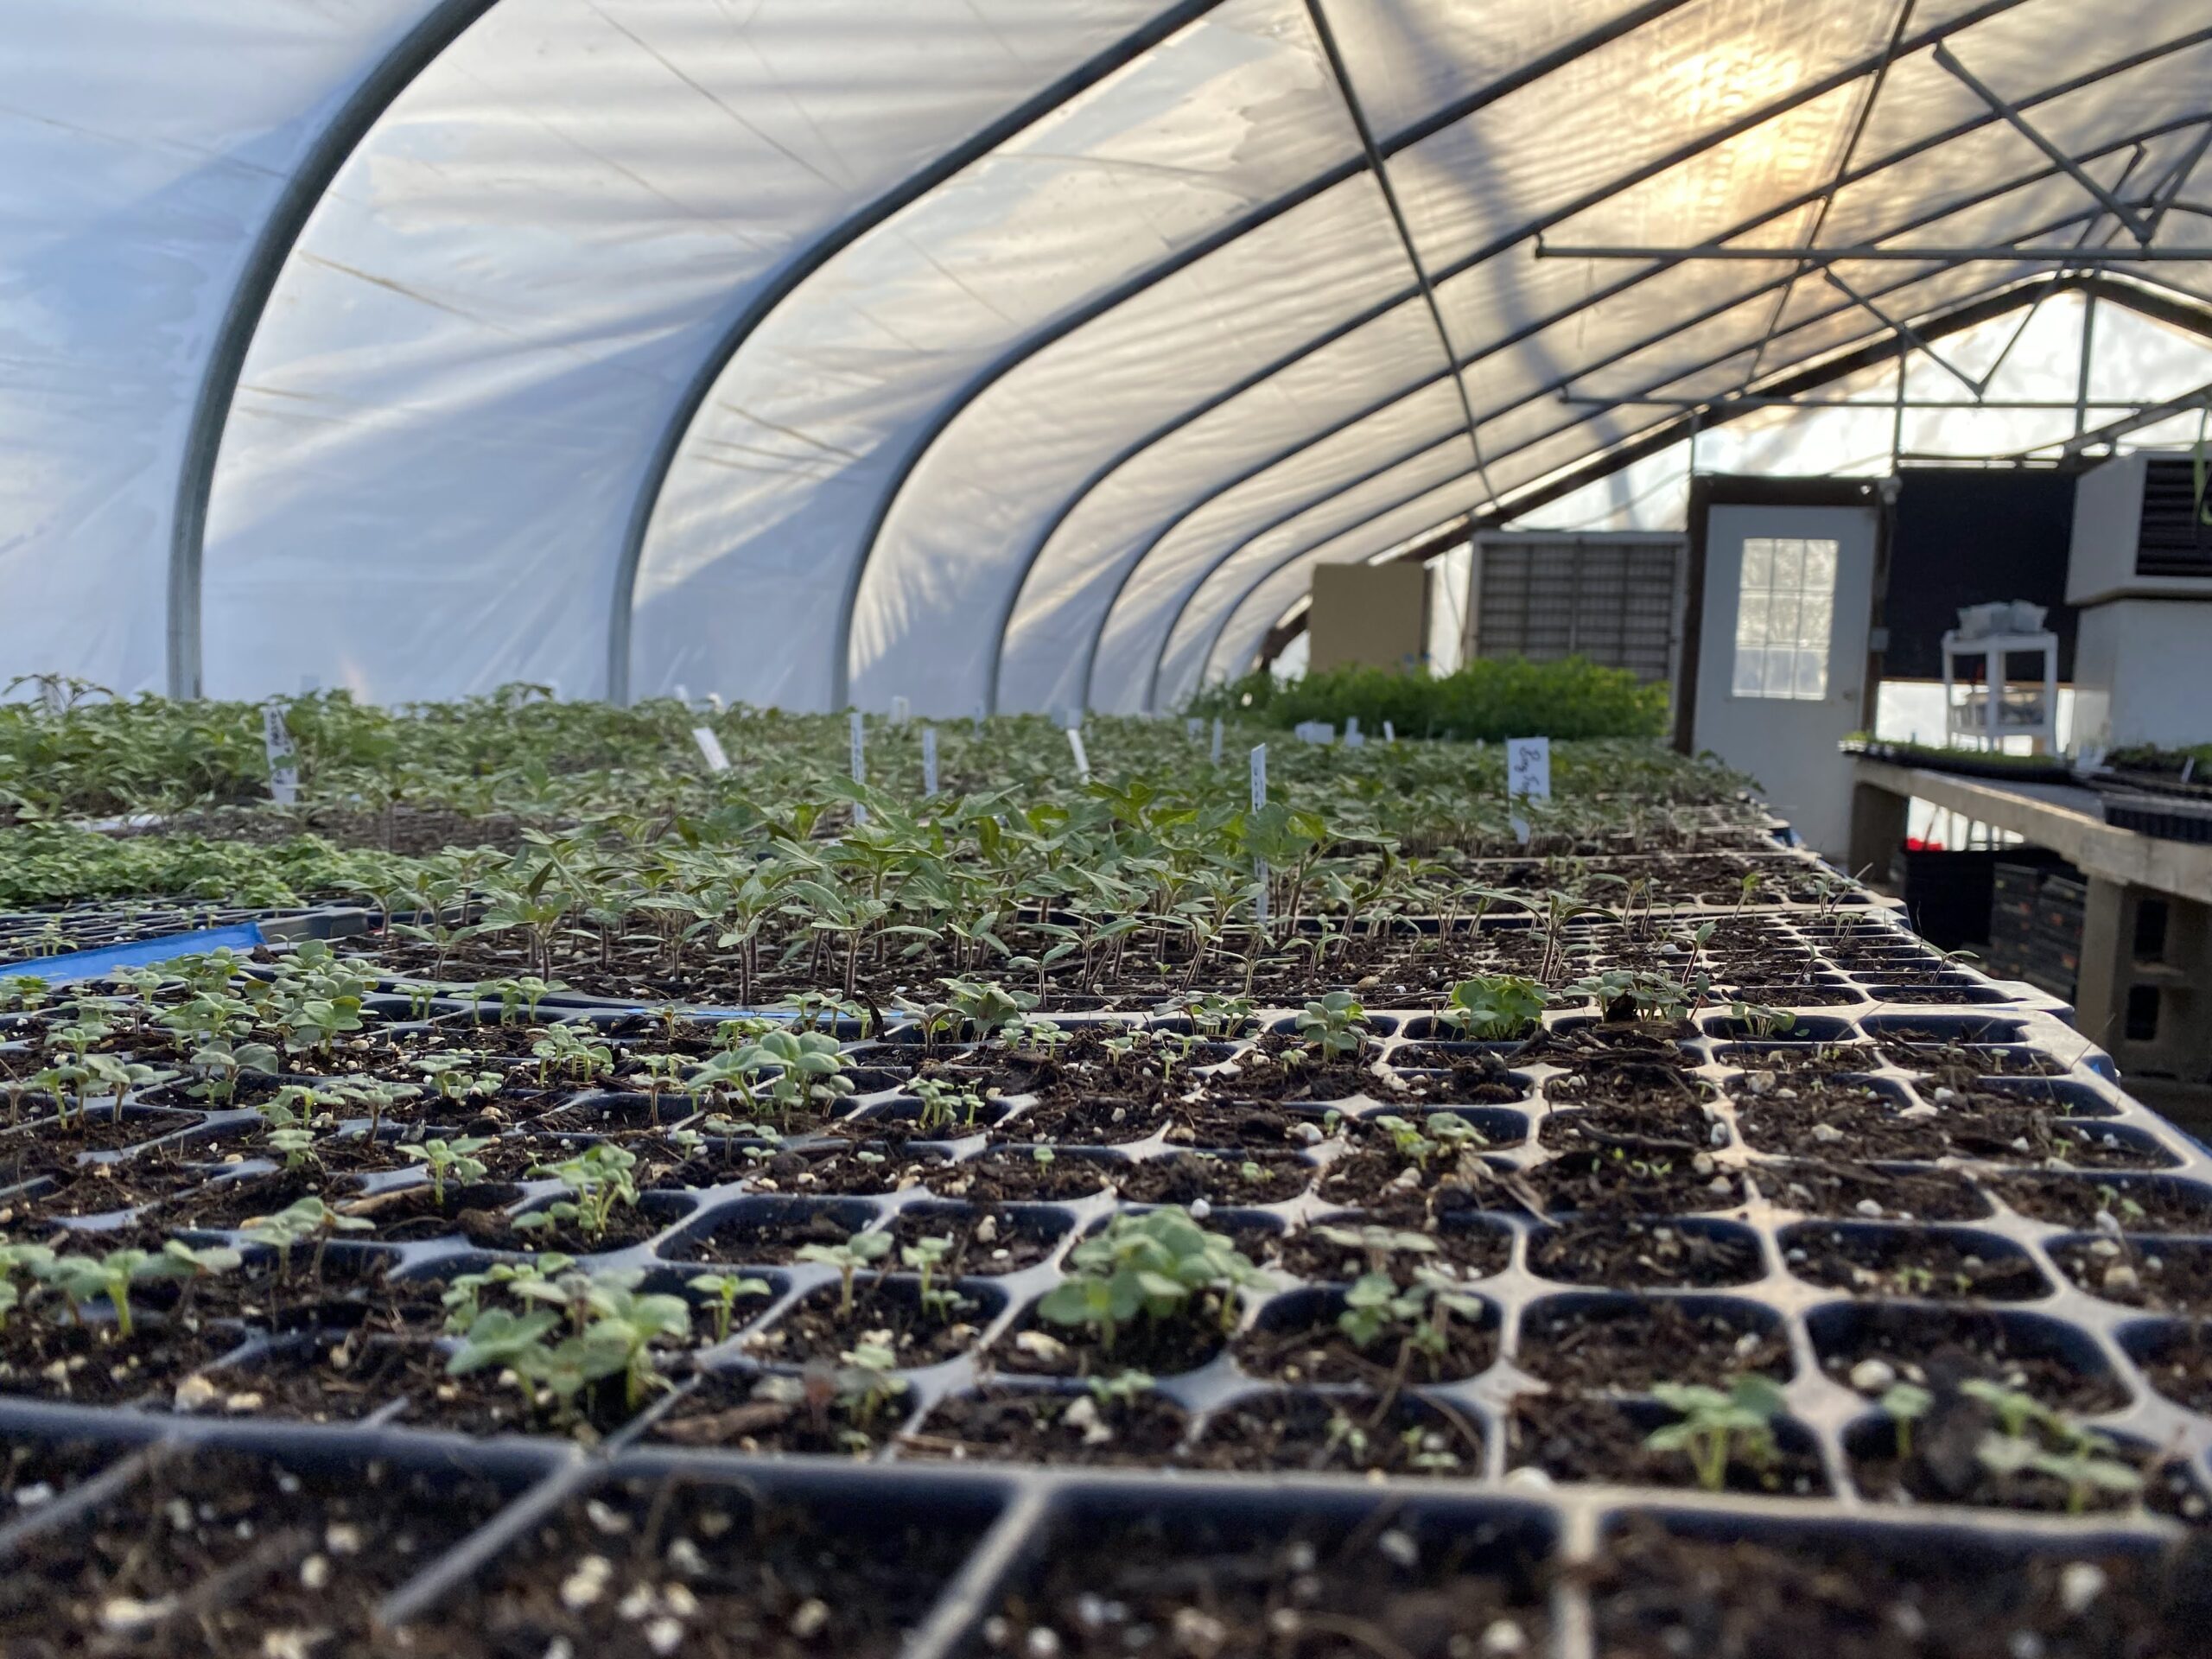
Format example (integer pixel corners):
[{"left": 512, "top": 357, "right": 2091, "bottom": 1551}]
[{"left": 2067, "top": 453, "right": 2212, "bottom": 751}]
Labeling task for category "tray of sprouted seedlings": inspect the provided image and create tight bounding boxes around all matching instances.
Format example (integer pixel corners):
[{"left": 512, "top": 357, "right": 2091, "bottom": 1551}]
[{"left": 3, "top": 899, "right": 2211, "bottom": 1655}]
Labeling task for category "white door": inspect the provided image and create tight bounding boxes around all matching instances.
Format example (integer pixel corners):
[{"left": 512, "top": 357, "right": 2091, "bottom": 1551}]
[{"left": 1693, "top": 503, "right": 1878, "bottom": 859}]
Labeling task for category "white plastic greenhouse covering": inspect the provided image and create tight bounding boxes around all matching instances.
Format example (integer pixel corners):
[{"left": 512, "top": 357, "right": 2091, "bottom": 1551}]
[{"left": 5, "top": 0, "right": 2211, "bottom": 712}]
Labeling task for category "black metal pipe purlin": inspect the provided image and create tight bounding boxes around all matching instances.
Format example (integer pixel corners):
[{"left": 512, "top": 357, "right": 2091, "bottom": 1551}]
[
  {"left": 1041, "top": 0, "right": 2181, "bottom": 717},
  {"left": 826, "top": 0, "right": 1707, "bottom": 708},
  {"left": 1738, "top": 0, "right": 1920, "bottom": 391},
  {"left": 600, "top": 0, "right": 1231, "bottom": 702},
  {"left": 1248, "top": 270, "right": 2212, "bottom": 667},
  {"left": 167, "top": 0, "right": 505, "bottom": 699},
  {"left": 1303, "top": 0, "right": 1493, "bottom": 503}
]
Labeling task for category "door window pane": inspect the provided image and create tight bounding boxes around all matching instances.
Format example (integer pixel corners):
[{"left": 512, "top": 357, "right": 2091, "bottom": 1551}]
[{"left": 1731, "top": 536, "right": 1837, "bottom": 700}]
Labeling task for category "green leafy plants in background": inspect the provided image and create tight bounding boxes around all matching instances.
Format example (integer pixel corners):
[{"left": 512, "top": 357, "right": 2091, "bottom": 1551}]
[{"left": 1189, "top": 656, "right": 1669, "bottom": 743}]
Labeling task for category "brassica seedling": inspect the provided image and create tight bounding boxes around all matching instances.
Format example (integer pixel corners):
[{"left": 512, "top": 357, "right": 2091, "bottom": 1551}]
[
  {"left": 1438, "top": 976, "right": 1546, "bottom": 1039},
  {"left": 1644, "top": 1374, "right": 1789, "bottom": 1492},
  {"left": 241, "top": 1195, "right": 372, "bottom": 1279},
  {"left": 401, "top": 1135, "right": 493, "bottom": 1209},
  {"left": 686, "top": 1271, "right": 772, "bottom": 1343},
  {"left": 517, "top": 1141, "right": 639, "bottom": 1243},
  {"left": 1295, "top": 989, "right": 1366, "bottom": 1061},
  {"left": 1879, "top": 1381, "right": 1934, "bottom": 1461},
  {"left": 1036, "top": 1206, "right": 1265, "bottom": 1355},
  {"left": 795, "top": 1228, "right": 894, "bottom": 1317},
  {"left": 899, "top": 1233, "right": 957, "bottom": 1314}
]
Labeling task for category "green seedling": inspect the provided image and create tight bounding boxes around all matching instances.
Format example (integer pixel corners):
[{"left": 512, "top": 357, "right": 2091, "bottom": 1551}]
[
  {"left": 1644, "top": 1373, "right": 1789, "bottom": 1492},
  {"left": 35, "top": 1248, "right": 201, "bottom": 1339},
  {"left": 899, "top": 1234, "right": 958, "bottom": 1314},
  {"left": 517, "top": 1142, "right": 639, "bottom": 1244},
  {"left": 911, "top": 1076, "right": 986, "bottom": 1134},
  {"left": 686, "top": 1272, "right": 772, "bottom": 1344},
  {"left": 795, "top": 1229, "right": 894, "bottom": 1318},
  {"left": 1880, "top": 1381, "right": 1934, "bottom": 1462},
  {"left": 241, "top": 1195, "right": 373, "bottom": 1279},
  {"left": 400, "top": 1135, "right": 493, "bottom": 1209},
  {"left": 1438, "top": 975, "right": 1547, "bottom": 1039},
  {"left": 1295, "top": 989, "right": 1366, "bottom": 1061},
  {"left": 1036, "top": 1206, "right": 1265, "bottom": 1356}
]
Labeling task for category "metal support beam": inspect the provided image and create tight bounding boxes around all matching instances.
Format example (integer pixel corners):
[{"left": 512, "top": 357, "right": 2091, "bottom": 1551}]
[
  {"left": 1304, "top": 0, "right": 1493, "bottom": 505},
  {"left": 828, "top": 0, "right": 1703, "bottom": 709},
  {"left": 1556, "top": 396, "right": 2154, "bottom": 410},
  {"left": 2060, "top": 378, "right": 2212, "bottom": 458},
  {"left": 1536, "top": 241, "right": 2202, "bottom": 261},
  {"left": 2075, "top": 291, "right": 2097, "bottom": 433},
  {"left": 1738, "top": 0, "right": 1916, "bottom": 393},
  {"left": 1058, "top": 94, "right": 2212, "bottom": 709},
  {"left": 1118, "top": 205, "right": 2126, "bottom": 711},
  {"left": 1822, "top": 267, "right": 1986, "bottom": 397},
  {"left": 167, "top": 0, "right": 505, "bottom": 699},
  {"left": 1933, "top": 43, "right": 2155, "bottom": 243},
  {"left": 2145, "top": 124, "right": 2212, "bottom": 241},
  {"left": 1089, "top": 122, "right": 2182, "bottom": 718}
]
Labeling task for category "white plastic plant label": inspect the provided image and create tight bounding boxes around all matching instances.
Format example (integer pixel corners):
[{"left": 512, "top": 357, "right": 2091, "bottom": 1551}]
[
  {"left": 263, "top": 701, "right": 301, "bottom": 805},
  {"left": 1066, "top": 727, "right": 1090, "bottom": 784},
  {"left": 922, "top": 726, "right": 939, "bottom": 797},
  {"left": 849, "top": 711, "right": 868, "bottom": 825},
  {"left": 1382, "top": 719, "right": 1395, "bottom": 742},
  {"left": 1507, "top": 736, "right": 1552, "bottom": 802},
  {"left": 1186, "top": 716, "right": 1202, "bottom": 740},
  {"left": 691, "top": 726, "right": 729, "bottom": 773},
  {"left": 1211, "top": 718, "right": 1224, "bottom": 765},
  {"left": 890, "top": 696, "right": 910, "bottom": 725}
]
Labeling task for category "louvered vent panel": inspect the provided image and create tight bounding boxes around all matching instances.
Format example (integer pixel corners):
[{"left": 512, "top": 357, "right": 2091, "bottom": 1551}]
[
  {"left": 2135, "top": 457, "right": 2212, "bottom": 578},
  {"left": 1473, "top": 538, "right": 1681, "bottom": 683}
]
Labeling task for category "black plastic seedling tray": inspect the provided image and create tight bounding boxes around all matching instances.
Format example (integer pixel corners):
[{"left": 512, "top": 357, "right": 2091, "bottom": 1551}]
[{"left": 5, "top": 892, "right": 2212, "bottom": 1653}]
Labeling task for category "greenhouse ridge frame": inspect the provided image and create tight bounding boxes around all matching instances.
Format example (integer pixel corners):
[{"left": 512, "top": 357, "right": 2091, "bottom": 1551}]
[{"left": 8, "top": 0, "right": 2212, "bottom": 713}]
